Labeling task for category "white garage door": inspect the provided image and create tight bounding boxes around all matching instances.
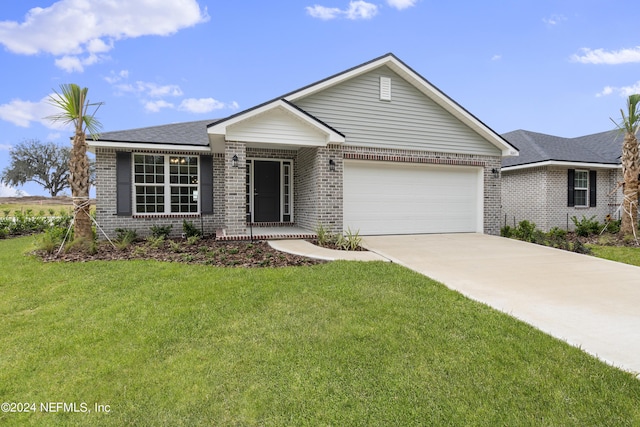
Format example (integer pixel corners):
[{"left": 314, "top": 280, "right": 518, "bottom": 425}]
[{"left": 343, "top": 160, "right": 483, "bottom": 235}]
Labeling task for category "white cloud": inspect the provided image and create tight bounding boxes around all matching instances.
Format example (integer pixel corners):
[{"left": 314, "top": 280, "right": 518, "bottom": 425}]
[
  {"left": 114, "top": 81, "right": 184, "bottom": 98},
  {"left": 179, "top": 98, "right": 239, "bottom": 113},
  {"left": 597, "top": 82, "right": 640, "bottom": 98},
  {"left": 387, "top": 0, "right": 417, "bottom": 10},
  {"left": 144, "top": 100, "right": 175, "bottom": 113},
  {"left": 104, "top": 70, "right": 238, "bottom": 114},
  {"left": 307, "top": 1, "right": 379, "bottom": 20},
  {"left": 0, "top": 96, "right": 65, "bottom": 129},
  {"left": 0, "top": 143, "right": 13, "bottom": 151},
  {"left": 491, "top": 54, "right": 502, "bottom": 61},
  {"left": 104, "top": 70, "right": 129, "bottom": 84},
  {"left": 0, "top": 183, "right": 28, "bottom": 197},
  {"left": 346, "top": 1, "right": 378, "bottom": 19},
  {"left": 543, "top": 14, "right": 566, "bottom": 26},
  {"left": 0, "top": 0, "right": 209, "bottom": 72},
  {"left": 142, "top": 83, "right": 184, "bottom": 98},
  {"left": 306, "top": 5, "right": 343, "bottom": 20},
  {"left": 571, "top": 47, "right": 640, "bottom": 65}
]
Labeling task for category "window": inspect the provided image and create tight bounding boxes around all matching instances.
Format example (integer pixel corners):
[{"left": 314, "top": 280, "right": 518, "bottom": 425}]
[
  {"left": 134, "top": 154, "right": 199, "bottom": 214},
  {"left": 568, "top": 169, "right": 596, "bottom": 208},
  {"left": 573, "top": 170, "right": 588, "bottom": 207}
]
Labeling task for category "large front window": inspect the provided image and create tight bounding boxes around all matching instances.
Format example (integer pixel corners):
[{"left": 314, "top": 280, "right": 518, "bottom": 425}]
[{"left": 134, "top": 154, "right": 199, "bottom": 214}]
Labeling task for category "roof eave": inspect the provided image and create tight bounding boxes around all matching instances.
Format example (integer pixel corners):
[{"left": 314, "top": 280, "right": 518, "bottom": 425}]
[
  {"left": 87, "top": 140, "right": 212, "bottom": 153},
  {"left": 502, "top": 160, "right": 621, "bottom": 172}
]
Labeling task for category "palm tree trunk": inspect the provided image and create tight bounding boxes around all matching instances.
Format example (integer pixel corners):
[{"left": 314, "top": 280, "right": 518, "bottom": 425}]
[
  {"left": 70, "top": 131, "right": 92, "bottom": 240},
  {"left": 620, "top": 132, "right": 639, "bottom": 236}
]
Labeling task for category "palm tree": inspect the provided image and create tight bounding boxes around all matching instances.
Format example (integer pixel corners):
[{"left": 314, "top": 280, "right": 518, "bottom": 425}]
[
  {"left": 612, "top": 94, "right": 640, "bottom": 237},
  {"left": 47, "top": 84, "right": 103, "bottom": 242}
]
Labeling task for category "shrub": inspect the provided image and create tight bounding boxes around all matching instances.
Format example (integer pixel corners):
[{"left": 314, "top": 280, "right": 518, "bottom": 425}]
[
  {"left": 183, "top": 220, "right": 202, "bottom": 238},
  {"left": 545, "top": 227, "right": 569, "bottom": 250},
  {"left": 571, "top": 215, "right": 601, "bottom": 237},
  {"left": 513, "top": 220, "right": 537, "bottom": 242},
  {"left": 333, "top": 228, "right": 362, "bottom": 251},
  {"left": 571, "top": 238, "right": 591, "bottom": 254},
  {"left": 315, "top": 223, "right": 332, "bottom": 246},
  {"left": 186, "top": 235, "right": 201, "bottom": 245},
  {"left": 150, "top": 224, "right": 172, "bottom": 239},
  {"left": 146, "top": 235, "right": 166, "bottom": 249},
  {"left": 37, "top": 227, "right": 69, "bottom": 254},
  {"left": 605, "top": 219, "right": 621, "bottom": 234},
  {"left": 500, "top": 225, "right": 514, "bottom": 238},
  {"left": 114, "top": 228, "right": 138, "bottom": 250}
]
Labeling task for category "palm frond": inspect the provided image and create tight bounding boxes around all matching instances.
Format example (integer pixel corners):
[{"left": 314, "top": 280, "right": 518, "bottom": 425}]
[
  {"left": 612, "top": 94, "right": 640, "bottom": 135},
  {"left": 46, "top": 83, "right": 103, "bottom": 138}
]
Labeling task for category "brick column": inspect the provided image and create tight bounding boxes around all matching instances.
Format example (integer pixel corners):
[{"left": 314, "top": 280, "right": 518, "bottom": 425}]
[
  {"left": 316, "top": 145, "right": 344, "bottom": 235},
  {"left": 484, "top": 158, "right": 502, "bottom": 235},
  {"left": 224, "top": 141, "right": 246, "bottom": 235}
]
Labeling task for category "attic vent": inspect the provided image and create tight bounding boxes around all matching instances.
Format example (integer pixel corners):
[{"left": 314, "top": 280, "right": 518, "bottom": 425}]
[{"left": 380, "top": 76, "right": 391, "bottom": 101}]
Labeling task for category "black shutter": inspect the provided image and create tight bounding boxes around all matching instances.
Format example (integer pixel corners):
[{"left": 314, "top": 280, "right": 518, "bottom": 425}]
[
  {"left": 589, "top": 170, "right": 597, "bottom": 207},
  {"left": 116, "top": 152, "right": 132, "bottom": 216},
  {"left": 200, "top": 155, "right": 214, "bottom": 214},
  {"left": 567, "top": 169, "right": 575, "bottom": 207}
]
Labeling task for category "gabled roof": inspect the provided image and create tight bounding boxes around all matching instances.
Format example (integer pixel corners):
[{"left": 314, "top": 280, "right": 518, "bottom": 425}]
[
  {"left": 209, "top": 53, "right": 518, "bottom": 157},
  {"left": 207, "top": 99, "right": 345, "bottom": 146},
  {"left": 501, "top": 129, "right": 623, "bottom": 170},
  {"left": 90, "top": 53, "right": 518, "bottom": 157}
]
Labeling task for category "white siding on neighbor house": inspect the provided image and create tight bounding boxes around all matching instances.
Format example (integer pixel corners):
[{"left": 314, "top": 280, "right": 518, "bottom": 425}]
[
  {"left": 293, "top": 66, "right": 500, "bottom": 156},
  {"left": 226, "top": 107, "right": 328, "bottom": 146}
]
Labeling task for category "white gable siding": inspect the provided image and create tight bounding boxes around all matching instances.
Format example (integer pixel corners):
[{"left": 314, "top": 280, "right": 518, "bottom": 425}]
[
  {"left": 293, "top": 66, "right": 500, "bottom": 156},
  {"left": 226, "top": 107, "right": 328, "bottom": 146}
]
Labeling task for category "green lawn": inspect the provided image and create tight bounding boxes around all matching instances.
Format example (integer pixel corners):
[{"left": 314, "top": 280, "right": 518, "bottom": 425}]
[
  {"left": 1, "top": 237, "right": 639, "bottom": 426},
  {"left": 589, "top": 244, "right": 640, "bottom": 267}
]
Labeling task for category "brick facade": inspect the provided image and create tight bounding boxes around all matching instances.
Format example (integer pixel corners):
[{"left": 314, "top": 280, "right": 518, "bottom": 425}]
[
  {"left": 501, "top": 166, "right": 623, "bottom": 232},
  {"left": 94, "top": 148, "right": 221, "bottom": 239},
  {"left": 95, "top": 143, "right": 504, "bottom": 239}
]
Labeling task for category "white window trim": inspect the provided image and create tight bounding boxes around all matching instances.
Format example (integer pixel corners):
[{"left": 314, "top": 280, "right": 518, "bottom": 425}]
[
  {"left": 132, "top": 153, "right": 201, "bottom": 215},
  {"left": 574, "top": 169, "right": 589, "bottom": 207}
]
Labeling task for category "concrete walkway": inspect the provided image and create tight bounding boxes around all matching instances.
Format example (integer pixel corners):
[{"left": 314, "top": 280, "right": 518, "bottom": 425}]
[
  {"left": 268, "top": 239, "right": 388, "bottom": 262},
  {"left": 359, "top": 233, "right": 640, "bottom": 377}
]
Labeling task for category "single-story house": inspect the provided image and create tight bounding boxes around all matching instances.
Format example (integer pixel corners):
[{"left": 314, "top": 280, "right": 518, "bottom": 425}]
[
  {"left": 500, "top": 129, "right": 624, "bottom": 232},
  {"left": 89, "top": 53, "right": 519, "bottom": 239}
]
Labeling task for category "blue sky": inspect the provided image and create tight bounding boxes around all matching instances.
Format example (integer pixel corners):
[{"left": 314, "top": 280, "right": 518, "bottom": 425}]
[{"left": 1, "top": 0, "right": 639, "bottom": 196}]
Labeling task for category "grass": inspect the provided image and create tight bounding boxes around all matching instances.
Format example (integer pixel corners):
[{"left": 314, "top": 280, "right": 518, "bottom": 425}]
[
  {"left": 1, "top": 237, "right": 639, "bottom": 426},
  {"left": 588, "top": 244, "right": 640, "bottom": 267}
]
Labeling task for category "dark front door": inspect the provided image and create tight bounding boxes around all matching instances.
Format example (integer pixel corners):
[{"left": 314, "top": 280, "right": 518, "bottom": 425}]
[{"left": 253, "top": 160, "right": 280, "bottom": 222}]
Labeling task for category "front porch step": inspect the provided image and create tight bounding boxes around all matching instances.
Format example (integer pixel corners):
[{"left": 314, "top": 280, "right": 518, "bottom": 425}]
[{"left": 215, "top": 227, "right": 316, "bottom": 241}]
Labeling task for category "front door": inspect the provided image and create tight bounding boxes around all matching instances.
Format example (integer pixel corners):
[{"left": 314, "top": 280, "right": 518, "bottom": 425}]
[{"left": 253, "top": 160, "right": 281, "bottom": 222}]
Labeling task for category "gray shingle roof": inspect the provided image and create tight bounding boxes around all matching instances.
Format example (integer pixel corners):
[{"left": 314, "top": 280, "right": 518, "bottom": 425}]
[
  {"left": 501, "top": 129, "right": 624, "bottom": 168},
  {"left": 97, "top": 119, "right": 219, "bottom": 146}
]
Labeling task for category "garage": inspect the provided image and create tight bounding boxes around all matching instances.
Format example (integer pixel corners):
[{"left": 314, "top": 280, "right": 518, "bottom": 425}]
[{"left": 343, "top": 160, "right": 483, "bottom": 235}]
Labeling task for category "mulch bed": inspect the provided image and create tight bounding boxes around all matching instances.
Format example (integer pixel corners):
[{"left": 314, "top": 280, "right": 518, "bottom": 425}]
[{"left": 35, "top": 237, "right": 325, "bottom": 268}]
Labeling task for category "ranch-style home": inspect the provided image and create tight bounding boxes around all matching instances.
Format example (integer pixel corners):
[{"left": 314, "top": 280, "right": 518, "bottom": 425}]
[
  {"left": 89, "top": 53, "right": 519, "bottom": 239},
  {"left": 500, "top": 129, "right": 624, "bottom": 232}
]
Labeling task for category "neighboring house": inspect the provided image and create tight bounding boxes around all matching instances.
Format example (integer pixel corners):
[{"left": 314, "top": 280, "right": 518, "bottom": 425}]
[
  {"left": 89, "top": 53, "right": 518, "bottom": 239},
  {"left": 500, "top": 129, "right": 624, "bottom": 232}
]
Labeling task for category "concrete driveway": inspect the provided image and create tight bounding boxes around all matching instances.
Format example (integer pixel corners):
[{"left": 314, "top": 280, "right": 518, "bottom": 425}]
[{"left": 361, "top": 233, "right": 640, "bottom": 376}]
